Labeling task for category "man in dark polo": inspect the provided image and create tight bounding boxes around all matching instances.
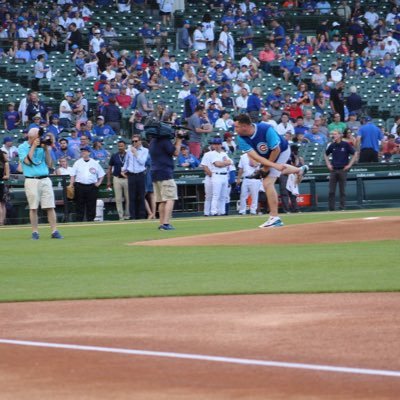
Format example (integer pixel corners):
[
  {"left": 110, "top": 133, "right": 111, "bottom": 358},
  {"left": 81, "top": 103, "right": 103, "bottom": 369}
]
[{"left": 324, "top": 130, "right": 358, "bottom": 211}]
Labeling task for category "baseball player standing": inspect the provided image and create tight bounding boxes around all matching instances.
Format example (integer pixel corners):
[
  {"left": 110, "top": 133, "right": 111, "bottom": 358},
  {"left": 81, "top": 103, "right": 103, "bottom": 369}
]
[
  {"left": 208, "top": 137, "right": 233, "bottom": 216},
  {"left": 200, "top": 144, "right": 214, "bottom": 216},
  {"left": 236, "top": 152, "right": 261, "bottom": 215},
  {"left": 234, "top": 114, "right": 308, "bottom": 228}
]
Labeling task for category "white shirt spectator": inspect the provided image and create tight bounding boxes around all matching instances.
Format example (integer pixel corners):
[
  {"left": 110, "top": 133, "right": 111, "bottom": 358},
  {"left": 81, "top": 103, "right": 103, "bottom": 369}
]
[
  {"left": 157, "top": 0, "right": 174, "bottom": 12},
  {"left": 232, "top": 82, "right": 250, "bottom": 94},
  {"left": 193, "top": 27, "right": 207, "bottom": 51},
  {"left": 277, "top": 120, "right": 295, "bottom": 137},
  {"left": 71, "top": 17, "right": 85, "bottom": 29},
  {"left": 202, "top": 21, "right": 215, "bottom": 42},
  {"left": 364, "top": 10, "right": 379, "bottom": 29},
  {"left": 215, "top": 117, "right": 234, "bottom": 130},
  {"left": 239, "top": 1, "right": 256, "bottom": 13},
  {"left": 394, "top": 64, "right": 400, "bottom": 77},
  {"left": 83, "top": 61, "right": 98, "bottom": 79},
  {"left": 73, "top": 5, "right": 93, "bottom": 19},
  {"left": 223, "top": 67, "right": 238, "bottom": 80},
  {"left": 58, "top": 15, "right": 73, "bottom": 30},
  {"left": 384, "top": 40, "right": 400, "bottom": 54},
  {"left": 18, "top": 26, "right": 35, "bottom": 38},
  {"left": 235, "top": 94, "right": 249, "bottom": 109},
  {"left": 59, "top": 99, "right": 72, "bottom": 120},
  {"left": 90, "top": 36, "right": 105, "bottom": 54},
  {"left": 103, "top": 69, "right": 116, "bottom": 80},
  {"left": 178, "top": 89, "right": 190, "bottom": 99}
]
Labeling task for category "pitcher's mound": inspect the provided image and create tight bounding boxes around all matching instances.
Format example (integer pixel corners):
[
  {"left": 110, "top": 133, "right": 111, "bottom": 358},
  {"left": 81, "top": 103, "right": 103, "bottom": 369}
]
[{"left": 132, "top": 216, "right": 400, "bottom": 246}]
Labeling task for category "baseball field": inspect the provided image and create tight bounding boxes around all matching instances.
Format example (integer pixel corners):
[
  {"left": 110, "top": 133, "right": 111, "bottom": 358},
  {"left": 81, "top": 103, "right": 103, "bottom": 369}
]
[{"left": 1, "top": 208, "right": 399, "bottom": 399}]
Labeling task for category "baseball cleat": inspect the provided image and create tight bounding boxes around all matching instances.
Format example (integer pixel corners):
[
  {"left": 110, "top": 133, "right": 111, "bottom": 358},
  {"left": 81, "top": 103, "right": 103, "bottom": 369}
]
[{"left": 259, "top": 216, "right": 284, "bottom": 228}]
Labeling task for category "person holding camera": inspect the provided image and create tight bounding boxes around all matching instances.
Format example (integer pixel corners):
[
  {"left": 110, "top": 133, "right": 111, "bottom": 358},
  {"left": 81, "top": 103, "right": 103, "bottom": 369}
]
[
  {"left": 149, "top": 127, "right": 184, "bottom": 230},
  {"left": 17, "top": 128, "right": 63, "bottom": 240}
]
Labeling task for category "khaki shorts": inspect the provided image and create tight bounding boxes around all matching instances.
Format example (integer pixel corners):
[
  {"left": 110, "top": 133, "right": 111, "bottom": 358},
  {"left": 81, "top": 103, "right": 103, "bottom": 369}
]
[
  {"left": 24, "top": 177, "right": 55, "bottom": 209},
  {"left": 153, "top": 179, "right": 178, "bottom": 202}
]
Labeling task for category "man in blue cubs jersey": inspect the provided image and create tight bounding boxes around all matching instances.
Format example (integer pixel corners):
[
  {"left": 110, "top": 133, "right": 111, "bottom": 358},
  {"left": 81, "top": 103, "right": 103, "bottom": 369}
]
[{"left": 234, "top": 113, "right": 308, "bottom": 228}]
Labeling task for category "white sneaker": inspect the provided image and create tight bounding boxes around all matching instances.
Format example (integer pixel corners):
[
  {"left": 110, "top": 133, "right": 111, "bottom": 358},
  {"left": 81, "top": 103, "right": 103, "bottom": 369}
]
[
  {"left": 297, "top": 164, "right": 309, "bottom": 184},
  {"left": 259, "top": 216, "right": 284, "bottom": 228}
]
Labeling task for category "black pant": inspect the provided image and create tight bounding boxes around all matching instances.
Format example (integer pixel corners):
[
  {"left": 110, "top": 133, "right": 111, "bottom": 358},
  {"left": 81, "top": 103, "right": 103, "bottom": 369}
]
[
  {"left": 31, "top": 78, "right": 40, "bottom": 91},
  {"left": 75, "top": 183, "right": 98, "bottom": 221},
  {"left": 359, "top": 148, "right": 379, "bottom": 163},
  {"left": 127, "top": 172, "right": 146, "bottom": 219},
  {"left": 328, "top": 169, "right": 348, "bottom": 211}
]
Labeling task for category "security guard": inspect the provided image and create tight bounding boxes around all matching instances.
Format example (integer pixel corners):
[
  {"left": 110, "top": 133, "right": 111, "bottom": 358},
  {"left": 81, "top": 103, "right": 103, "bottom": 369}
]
[{"left": 324, "top": 130, "right": 358, "bottom": 211}]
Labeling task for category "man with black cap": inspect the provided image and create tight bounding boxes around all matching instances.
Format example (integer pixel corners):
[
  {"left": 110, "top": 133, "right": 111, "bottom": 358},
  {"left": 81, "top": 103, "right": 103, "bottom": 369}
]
[{"left": 69, "top": 145, "right": 105, "bottom": 221}]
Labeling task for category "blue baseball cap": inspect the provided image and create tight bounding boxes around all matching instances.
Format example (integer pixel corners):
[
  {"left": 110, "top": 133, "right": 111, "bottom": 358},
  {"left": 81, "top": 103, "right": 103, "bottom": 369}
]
[
  {"left": 80, "top": 146, "right": 91, "bottom": 152},
  {"left": 211, "top": 137, "right": 222, "bottom": 145},
  {"left": 65, "top": 91, "right": 74, "bottom": 97},
  {"left": 3, "top": 136, "right": 12, "bottom": 144}
]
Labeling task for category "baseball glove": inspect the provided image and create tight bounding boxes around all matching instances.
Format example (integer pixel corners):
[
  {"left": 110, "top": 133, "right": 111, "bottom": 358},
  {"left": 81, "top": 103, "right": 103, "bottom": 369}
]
[{"left": 66, "top": 185, "right": 75, "bottom": 200}]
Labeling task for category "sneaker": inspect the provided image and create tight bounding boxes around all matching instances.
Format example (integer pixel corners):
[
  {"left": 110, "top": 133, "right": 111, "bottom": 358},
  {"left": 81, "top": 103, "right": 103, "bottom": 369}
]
[
  {"left": 158, "top": 224, "right": 175, "bottom": 231},
  {"left": 259, "top": 216, "right": 284, "bottom": 228},
  {"left": 51, "top": 230, "right": 64, "bottom": 239},
  {"left": 297, "top": 164, "right": 309, "bottom": 184},
  {"left": 31, "top": 232, "right": 40, "bottom": 240}
]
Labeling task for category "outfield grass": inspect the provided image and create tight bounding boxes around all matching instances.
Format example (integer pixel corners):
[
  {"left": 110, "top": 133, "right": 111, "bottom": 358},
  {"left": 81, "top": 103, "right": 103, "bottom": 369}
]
[{"left": 1, "top": 209, "right": 399, "bottom": 302}]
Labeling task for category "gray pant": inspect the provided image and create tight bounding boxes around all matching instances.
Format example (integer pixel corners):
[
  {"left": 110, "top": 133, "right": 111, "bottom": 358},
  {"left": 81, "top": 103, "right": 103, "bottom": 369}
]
[{"left": 328, "top": 169, "right": 348, "bottom": 211}]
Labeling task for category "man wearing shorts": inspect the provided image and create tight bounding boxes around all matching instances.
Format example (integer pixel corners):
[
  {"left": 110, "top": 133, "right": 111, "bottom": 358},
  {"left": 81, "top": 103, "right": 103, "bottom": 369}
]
[
  {"left": 149, "top": 130, "right": 183, "bottom": 230},
  {"left": 234, "top": 114, "right": 308, "bottom": 228},
  {"left": 18, "top": 127, "right": 63, "bottom": 240}
]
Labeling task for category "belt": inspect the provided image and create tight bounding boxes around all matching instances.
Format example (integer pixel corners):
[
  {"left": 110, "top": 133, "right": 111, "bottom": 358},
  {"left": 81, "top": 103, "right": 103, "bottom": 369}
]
[
  {"left": 333, "top": 167, "right": 345, "bottom": 170},
  {"left": 214, "top": 172, "right": 227, "bottom": 175},
  {"left": 25, "top": 176, "right": 49, "bottom": 179},
  {"left": 127, "top": 171, "right": 145, "bottom": 175},
  {"left": 76, "top": 182, "right": 96, "bottom": 186},
  {"left": 244, "top": 176, "right": 257, "bottom": 179}
]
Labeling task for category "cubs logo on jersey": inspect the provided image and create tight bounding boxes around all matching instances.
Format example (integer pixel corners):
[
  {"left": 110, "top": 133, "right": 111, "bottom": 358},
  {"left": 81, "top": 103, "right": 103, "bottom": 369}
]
[
  {"left": 89, "top": 167, "right": 97, "bottom": 174},
  {"left": 256, "top": 142, "right": 269, "bottom": 155}
]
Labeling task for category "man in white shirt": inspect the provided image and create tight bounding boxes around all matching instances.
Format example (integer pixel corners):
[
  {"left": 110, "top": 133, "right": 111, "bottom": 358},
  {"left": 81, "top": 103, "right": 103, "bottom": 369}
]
[
  {"left": 178, "top": 82, "right": 191, "bottom": 99},
  {"left": 277, "top": 113, "right": 295, "bottom": 137},
  {"left": 192, "top": 24, "right": 207, "bottom": 51},
  {"left": 235, "top": 87, "right": 249, "bottom": 110},
  {"left": 239, "top": 0, "right": 256, "bottom": 13},
  {"left": 18, "top": 20, "right": 35, "bottom": 38},
  {"left": 364, "top": 6, "right": 379, "bottom": 29},
  {"left": 90, "top": 30, "right": 105, "bottom": 54},
  {"left": 383, "top": 32, "right": 400, "bottom": 54},
  {"left": 69, "top": 146, "right": 105, "bottom": 221},
  {"left": 236, "top": 152, "right": 260, "bottom": 215},
  {"left": 215, "top": 111, "right": 233, "bottom": 130},
  {"left": 58, "top": 11, "right": 73, "bottom": 30},
  {"left": 200, "top": 145, "right": 214, "bottom": 216},
  {"left": 208, "top": 137, "right": 232, "bottom": 216}
]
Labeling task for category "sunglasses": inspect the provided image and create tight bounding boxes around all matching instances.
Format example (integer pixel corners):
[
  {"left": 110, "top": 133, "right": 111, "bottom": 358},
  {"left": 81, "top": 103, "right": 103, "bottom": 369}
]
[{"left": 132, "top": 140, "right": 139, "bottom": 143}]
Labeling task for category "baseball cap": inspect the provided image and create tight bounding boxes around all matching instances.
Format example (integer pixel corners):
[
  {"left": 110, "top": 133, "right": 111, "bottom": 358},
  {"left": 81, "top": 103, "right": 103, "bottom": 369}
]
[
  {"left": 80, "top": 146, "right": 91, "bottom": 152},
  {"left": 190, "top": 87, "right": 198, "bottom": 93},
  {"left": 8, "top": 102, "right": 15, "bottom": 106},
  {"left": 92, "top": 138, "right": 103, "bottom": 143},
  {"left": 33, "top": 113, "right": 41, "bottom": 119},
  {"left": 97, "top": 115, "right": 105, "bottom": 120},
  {"left": 94, "top": 30, "right": 101, "bottom": 34},
  {"left": 65, "top": 91, "right": 74, "bottom": 97},
  {"left": 183, "top": 82, "right": 190, "bottom": 86},
  {"left": 75, "top": 88, "right": 83, "bottom": 92},
  {"left": 183, "top": 20, "right": 190, "bottom": 25},
  {"left": 356, "top": 33, "right": 363, "bottom": 38},
  {"left": 100, "top": 43, "right": 107, "bottom": 48},
  {"left": 3, "top": 136, "right": 12, "bottom": 144},
  {"left": 51, "top": 113, "right": 59, "bottom": 119},
  {"left": 349, "top": 111, "right": 357, "bottom": 116},
  {"left": 99, "top": 74, "right": 107, "bottom": 80},
  {"left": 211, "top": 137, "right": 222, "bottom": 145},
  {"left": 71, "top": 44, "right": 79, "bottom": 49}
]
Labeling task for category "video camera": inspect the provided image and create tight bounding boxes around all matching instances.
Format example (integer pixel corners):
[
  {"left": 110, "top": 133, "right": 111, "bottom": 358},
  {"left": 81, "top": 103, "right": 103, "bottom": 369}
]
[
  {"left": 38, "top": 127, "right": 52, "bottom": 146},
  {"left": 144, "top": 117, "right": 190, "bottom": 141}
]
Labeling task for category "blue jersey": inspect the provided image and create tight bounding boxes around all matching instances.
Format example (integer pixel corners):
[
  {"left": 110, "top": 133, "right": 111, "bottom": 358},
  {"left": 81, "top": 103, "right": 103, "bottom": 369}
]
[{"left": 237, "top": 123, "right": 288, "bottom": 160}]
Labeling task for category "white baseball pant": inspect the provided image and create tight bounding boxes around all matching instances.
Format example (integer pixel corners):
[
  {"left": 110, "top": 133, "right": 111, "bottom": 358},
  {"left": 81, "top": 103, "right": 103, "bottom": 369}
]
[
  {"left": 211, "top": 173, "right": 228, "bottom": 215},
  {"left": 203, "top": 176, "right": 213, "bottom": 216},
  {"left": 239, "top": 178, "right": 261, "bottom": 214}
]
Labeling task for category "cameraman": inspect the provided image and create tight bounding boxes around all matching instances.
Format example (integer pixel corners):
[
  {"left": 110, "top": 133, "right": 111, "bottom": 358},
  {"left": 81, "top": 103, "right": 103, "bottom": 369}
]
[
  {"left": 17, "top": 128, "right": 63, "bottom": 240},
  {"left": 149, "top": 127, "right": 183, "bottom": 230}
]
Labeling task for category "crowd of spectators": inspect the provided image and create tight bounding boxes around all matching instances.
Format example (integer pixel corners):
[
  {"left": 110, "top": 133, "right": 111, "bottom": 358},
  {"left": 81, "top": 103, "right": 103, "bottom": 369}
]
[{"left": 1, "top": 0, "right": 400, "bottom": 174}]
